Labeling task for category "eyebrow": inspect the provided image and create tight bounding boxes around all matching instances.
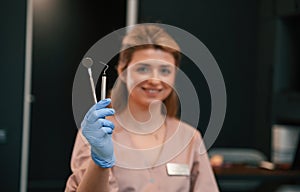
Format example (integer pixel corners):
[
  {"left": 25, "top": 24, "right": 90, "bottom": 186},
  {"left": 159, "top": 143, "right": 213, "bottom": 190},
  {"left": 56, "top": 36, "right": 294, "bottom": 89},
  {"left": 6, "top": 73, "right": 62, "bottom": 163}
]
[
  {"left": 136, "top": 63, "right": 151, "bottom": 67},
  {"left": 136, "top": 63, "right": 174, "bottom": 68},
  {"left": 160, "top": 64, "right": 173, "bottom": 68}
]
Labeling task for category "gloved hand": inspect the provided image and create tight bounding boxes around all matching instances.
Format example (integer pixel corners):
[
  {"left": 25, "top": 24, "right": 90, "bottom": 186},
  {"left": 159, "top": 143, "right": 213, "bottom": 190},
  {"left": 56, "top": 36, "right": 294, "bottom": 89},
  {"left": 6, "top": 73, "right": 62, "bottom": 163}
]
[{"left": 81, "top": 98, "right": 115, "bottom": 168}]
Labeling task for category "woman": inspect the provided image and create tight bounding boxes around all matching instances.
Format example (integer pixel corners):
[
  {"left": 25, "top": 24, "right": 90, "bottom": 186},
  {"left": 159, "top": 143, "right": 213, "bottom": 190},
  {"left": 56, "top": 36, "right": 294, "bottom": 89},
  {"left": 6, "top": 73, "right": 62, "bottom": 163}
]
[{"left": 65, "top": 24, "right": 219, "bottom": 192}]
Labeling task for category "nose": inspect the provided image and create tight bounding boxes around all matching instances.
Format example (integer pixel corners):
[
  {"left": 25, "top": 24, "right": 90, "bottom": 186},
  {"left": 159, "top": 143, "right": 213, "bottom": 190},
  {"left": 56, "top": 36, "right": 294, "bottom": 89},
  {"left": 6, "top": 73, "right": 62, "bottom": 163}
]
[
  {"left": 148, "top": 70, "right": 161, "bottom": 84},
  {"left": 148, "top": 78, "right": 161, "bottom": 85}
]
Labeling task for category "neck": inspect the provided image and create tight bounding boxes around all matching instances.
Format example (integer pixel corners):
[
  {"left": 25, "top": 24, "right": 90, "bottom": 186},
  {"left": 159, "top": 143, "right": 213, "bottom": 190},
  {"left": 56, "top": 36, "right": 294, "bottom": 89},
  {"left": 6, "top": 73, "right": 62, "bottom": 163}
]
[
  {"left": 117, "top": 100, "right": 167, "bottom": 134},
  {"left": 129, "top": 100, "right": 162, "bottom": 122}
]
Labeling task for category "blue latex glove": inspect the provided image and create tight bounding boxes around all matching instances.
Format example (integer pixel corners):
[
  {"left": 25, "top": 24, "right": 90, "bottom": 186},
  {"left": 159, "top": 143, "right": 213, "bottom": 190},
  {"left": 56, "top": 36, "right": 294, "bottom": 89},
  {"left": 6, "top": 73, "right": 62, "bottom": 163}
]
[{"left": 81, "top": 98, "right": 115, "bottom": 168}]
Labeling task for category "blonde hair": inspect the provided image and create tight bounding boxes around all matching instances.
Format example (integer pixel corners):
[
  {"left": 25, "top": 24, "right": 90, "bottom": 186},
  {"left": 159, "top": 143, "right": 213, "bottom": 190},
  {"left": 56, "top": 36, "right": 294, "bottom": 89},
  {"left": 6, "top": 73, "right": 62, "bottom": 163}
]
[{"left": 111, "top": 24, "right": 181, "bottom": 117}]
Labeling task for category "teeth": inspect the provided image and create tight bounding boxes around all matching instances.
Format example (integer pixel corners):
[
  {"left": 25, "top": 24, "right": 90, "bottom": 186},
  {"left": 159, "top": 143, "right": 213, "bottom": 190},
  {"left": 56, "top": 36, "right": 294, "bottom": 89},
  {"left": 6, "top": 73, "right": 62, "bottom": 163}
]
[{"left": 147, "top": 89, "right": 159, "bottom": 93}]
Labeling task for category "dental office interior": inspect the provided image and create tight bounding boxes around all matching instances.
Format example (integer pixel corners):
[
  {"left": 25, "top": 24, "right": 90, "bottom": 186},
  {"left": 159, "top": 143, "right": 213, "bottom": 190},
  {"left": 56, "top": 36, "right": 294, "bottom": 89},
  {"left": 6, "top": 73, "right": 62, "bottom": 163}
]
[{"left": 1, "top": 0, "right": 300, "bottom": 191}]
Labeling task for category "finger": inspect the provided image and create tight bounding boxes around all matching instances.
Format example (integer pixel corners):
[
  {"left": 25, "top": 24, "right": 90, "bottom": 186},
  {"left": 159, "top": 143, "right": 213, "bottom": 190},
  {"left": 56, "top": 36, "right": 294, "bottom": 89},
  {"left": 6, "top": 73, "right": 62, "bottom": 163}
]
[
  {"left": 101, "top": 127, "right": 114, "bottom": 134},
  {"left": 88, "top": 108, "right": 115, "bottom": 122},
  {"left": 95, "top": 108, "right": 115, "bottom": 118},
  {"left": 96, "top": 119, "right": 115, "bottom": 129},
  {"left": 95, "top": 98, "right": 112, "bottom": 109},
  {"left": 85, "top": 98, "right": 112, "bottom": 118}
]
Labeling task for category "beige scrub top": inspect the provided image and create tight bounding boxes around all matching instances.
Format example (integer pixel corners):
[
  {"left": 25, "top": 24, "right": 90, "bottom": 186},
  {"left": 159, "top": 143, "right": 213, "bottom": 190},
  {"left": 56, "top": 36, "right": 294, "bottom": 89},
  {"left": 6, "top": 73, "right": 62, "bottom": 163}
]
[{"left": 65, "top": 117, "right": 219, "bottom": 192}]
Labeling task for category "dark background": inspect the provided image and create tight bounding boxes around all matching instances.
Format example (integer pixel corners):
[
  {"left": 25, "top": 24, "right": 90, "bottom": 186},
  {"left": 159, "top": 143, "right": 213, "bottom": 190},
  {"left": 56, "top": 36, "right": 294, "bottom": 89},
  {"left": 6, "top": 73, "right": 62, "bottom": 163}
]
[{"left": 1, "top": 0, "right": 300, "bottom": 191}]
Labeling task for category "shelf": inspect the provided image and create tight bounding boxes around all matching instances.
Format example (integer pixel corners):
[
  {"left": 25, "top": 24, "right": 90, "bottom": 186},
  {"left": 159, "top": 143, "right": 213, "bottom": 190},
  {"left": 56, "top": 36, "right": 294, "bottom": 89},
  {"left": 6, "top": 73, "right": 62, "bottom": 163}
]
[{"left": 214, "top": 164, "right": 300, "bottom": 180}]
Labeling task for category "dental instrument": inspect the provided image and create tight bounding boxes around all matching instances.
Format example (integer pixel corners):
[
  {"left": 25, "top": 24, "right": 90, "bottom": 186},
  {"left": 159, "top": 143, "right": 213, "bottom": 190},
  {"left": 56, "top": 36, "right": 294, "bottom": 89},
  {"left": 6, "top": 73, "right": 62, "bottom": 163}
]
[{"left": 82, "top": 57, "right": 97, "bottom": 104}]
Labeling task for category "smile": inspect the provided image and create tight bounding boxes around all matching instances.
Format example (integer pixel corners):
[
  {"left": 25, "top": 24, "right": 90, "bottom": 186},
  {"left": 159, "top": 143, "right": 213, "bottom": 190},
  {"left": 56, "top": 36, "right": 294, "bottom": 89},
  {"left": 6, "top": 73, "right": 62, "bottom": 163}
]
[{"left": 142, "top": 87, "right": 162, "bottom": 94}]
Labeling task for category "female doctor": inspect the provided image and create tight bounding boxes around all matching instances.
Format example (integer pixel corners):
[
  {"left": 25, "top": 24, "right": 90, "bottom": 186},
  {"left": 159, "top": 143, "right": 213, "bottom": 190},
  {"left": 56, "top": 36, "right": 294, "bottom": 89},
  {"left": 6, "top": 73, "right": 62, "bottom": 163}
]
[{"left": 65, "top": 24, "right": 219, "bottom": 192}]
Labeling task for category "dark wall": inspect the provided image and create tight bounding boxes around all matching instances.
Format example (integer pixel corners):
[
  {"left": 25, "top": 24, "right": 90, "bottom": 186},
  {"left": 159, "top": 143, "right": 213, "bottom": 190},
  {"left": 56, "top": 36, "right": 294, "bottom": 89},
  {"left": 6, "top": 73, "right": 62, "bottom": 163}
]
[
  {"left": 28, "top": 1, "right": 126, "bottom": 191},
  {"left": 138, "top": 0, "right": 263, "bottom": 151},
  {"left": 0, "top": 1, "right": 26, "bottom": 191},
  {"left": 0, "top": 1, "right": 126, "bottom": 191},
  {"left": 138, "top": 0, "right": 300, "bottom": 159}
]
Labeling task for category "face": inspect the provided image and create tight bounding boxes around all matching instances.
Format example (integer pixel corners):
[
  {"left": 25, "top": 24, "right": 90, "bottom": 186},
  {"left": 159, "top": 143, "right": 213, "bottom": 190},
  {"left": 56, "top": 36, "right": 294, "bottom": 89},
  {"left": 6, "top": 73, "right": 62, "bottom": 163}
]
[{"left": 122, "top": 48, "right": 176, "bottom": 108}]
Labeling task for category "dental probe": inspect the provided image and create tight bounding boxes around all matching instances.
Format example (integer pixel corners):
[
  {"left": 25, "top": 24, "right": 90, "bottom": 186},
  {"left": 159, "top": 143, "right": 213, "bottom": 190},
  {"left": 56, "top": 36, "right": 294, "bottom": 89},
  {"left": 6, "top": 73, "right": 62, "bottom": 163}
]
[
  {"left": 99, "top": 61, "right": 109, "bottom": 100},
  {"left": 82, "top": 57, "right": 97, "bottom": 104}
]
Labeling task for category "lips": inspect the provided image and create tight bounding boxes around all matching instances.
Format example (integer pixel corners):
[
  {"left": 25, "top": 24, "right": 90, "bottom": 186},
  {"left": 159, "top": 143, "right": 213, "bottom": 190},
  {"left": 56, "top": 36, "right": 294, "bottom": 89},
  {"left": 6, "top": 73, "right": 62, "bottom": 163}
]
[{"left": 141, "top": 87, "right": 162, "bottom": 95}]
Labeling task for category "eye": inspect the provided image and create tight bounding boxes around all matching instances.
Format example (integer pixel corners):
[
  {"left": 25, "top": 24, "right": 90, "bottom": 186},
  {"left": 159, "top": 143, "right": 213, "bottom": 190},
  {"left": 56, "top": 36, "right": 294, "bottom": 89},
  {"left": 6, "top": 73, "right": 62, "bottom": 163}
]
[
  {"left": 136, "top": 66, "right": 150, "bottom": 73},
  {"left": 160, "top": 67, "right": 172, "bottom": 75}
]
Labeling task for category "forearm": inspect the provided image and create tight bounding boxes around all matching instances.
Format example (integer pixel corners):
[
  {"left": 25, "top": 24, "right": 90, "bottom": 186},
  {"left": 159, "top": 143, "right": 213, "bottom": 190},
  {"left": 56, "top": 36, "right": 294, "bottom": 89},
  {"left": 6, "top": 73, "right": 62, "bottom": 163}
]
[{"left": 77, "top": 160, "right": 111, "bottom": 192}]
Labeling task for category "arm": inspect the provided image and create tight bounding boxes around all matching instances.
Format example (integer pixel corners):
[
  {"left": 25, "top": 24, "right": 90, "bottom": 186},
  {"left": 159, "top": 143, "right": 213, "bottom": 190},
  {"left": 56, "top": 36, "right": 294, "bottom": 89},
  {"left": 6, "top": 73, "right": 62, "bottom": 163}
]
[
  {"left": 190, "top": 132, "right": 219, "bottom": 192},
  {"left": 77, "top": 160, "right": 110, "bottom": 192},
  {"left": 65, "top": 99, "right": 118, "bottom": 192},
  {"left": 65, "top": 131, "right": 119, "bottom": 192}
]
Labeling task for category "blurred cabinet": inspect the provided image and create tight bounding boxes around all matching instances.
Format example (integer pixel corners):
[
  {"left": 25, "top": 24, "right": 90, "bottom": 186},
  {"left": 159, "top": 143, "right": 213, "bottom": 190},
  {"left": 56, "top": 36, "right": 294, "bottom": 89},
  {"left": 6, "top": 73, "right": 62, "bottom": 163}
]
[{"left": 271, "top": 10, "right": 300, "bottom": 125}]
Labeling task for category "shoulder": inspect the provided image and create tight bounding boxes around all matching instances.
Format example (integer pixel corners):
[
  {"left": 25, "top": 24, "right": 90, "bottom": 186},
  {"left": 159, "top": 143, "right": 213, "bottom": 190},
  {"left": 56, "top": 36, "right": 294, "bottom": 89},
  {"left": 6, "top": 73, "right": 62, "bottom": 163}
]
[
  {"left": 167, "top": 117, "right": 201, "bottom": 135},
  {"left": 167, "top": 117, "right": 202, "bottom": 143}
]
